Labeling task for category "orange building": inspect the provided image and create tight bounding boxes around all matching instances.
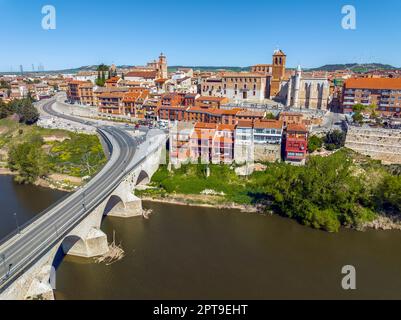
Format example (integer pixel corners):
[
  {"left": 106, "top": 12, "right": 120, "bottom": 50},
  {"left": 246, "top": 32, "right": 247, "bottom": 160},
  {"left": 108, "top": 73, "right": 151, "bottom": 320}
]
[{"left": 342, "top": 77, "right": 401, "bottom": 116}]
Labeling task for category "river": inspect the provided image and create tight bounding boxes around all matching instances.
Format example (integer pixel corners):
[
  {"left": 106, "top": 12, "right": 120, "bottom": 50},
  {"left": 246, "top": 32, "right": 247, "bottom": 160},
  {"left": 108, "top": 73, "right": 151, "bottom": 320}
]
[{"left": 2, "top": 175, "right": 401, "bottom": 299}]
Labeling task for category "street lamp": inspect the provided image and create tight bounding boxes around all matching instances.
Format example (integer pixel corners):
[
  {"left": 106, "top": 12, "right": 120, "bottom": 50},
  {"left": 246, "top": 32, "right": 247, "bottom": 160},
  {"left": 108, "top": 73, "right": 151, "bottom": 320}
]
[{"left": 13, "top": 213, "right": 20, "bottom": 235}]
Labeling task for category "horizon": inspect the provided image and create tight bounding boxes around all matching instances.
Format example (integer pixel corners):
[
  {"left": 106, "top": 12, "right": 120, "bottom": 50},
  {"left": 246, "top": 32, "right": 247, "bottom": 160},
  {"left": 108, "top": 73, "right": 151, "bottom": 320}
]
[
  {"left": 0, "top": 61, "right": 399, "bottom": 74},
  {"left": 1, "top": 0, "right": 401, "bottom": 72}
]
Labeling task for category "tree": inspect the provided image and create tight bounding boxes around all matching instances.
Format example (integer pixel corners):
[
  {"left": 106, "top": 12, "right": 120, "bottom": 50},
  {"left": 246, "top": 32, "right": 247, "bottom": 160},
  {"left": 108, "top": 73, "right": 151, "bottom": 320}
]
[
  {"left": 8, "top": 140, "right": 49, "bottom": 184},
  {"left": 308, "top": 135, "right": 323, "bottom": 153},
  {"left": 352, "top": 111, "right": 363, "bottom": 124},
  {"left": 324, "top": 130, "right": 346, "bottom": 150},
  {"left": 0, "top": 101, "right": 13, "bottom": 119},
  {"left": 352, "top": 104, "right": 366, "bottom": 113},
  {"left": 265, "top": 113, "right": 276, "bottom": 120},
  {"left": 10, "top": 98, "right": 39, "bottom": 124}
]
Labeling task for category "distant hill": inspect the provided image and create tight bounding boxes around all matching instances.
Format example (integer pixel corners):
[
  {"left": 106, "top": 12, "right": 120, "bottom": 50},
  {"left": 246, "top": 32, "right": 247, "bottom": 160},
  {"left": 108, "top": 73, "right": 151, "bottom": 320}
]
[
  {"left": 307, "top": 63, "right": 399, "bottom": 73},
  {"left": 168, "top": 66, "right": 251, "bottom": 73},
  {"left": 2, "top": 62, "right": 400, "bottom": 76}
]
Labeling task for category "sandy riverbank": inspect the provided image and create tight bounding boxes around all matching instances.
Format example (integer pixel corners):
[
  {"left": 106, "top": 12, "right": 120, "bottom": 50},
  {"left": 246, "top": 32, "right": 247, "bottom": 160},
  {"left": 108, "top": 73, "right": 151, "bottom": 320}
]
[
  {"left": 140, "top": 194, "right": 265, "bottom": 214},
  {"left": 140, "top": 194, "right": 401, "bottom": 232},
  {"left": 0, "top": 170, "right": 77, "bottom": 192}
]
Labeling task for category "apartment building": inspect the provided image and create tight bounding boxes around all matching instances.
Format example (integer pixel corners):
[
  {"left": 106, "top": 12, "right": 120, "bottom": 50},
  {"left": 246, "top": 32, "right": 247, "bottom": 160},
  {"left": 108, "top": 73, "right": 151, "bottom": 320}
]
[
  {"left": 285, "top": 124, "right": 308, "bottom": 164},
  {"left": 234, "top": 119, "right": 283, "bottom": 164},
  {"left": 98, "top": 92, "right": 126, "bottom": 114},
  {"left": 79, "top": 82, "right": 95, "bottom": 106},
  {"left": 342, "top": 78, "right": 401, "bottom": 115},
  {"left": 212, "top": 124, "right": 235, "bottom": 164},
  {"left": 169, "top": 122, "right": 195, "bottom": 167},
  {"left": 190, "top": 123, "right": 217, "bottom": 164},
  {"left": 67, "top": 80, "right": 83, "bottom": 103}
]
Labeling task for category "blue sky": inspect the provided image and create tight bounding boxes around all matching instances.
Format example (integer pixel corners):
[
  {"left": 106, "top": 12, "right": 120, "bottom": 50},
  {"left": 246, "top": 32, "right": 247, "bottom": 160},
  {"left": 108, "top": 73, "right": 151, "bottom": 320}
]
[{"left": 0, "top": 0, "right": 400, "bottom": 71}]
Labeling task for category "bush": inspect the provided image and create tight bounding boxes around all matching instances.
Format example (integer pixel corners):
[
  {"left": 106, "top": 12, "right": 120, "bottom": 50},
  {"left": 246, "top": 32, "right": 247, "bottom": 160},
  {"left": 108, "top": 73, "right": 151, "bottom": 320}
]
[
  {"left": 8, "top": 141, "right": 49, "bottom": 184},
  {"left": 308, "top": 135, "right": 323, "bottom": 153},
  {"left": 324, "top": 130, "right": 346, "bottom": 150}
]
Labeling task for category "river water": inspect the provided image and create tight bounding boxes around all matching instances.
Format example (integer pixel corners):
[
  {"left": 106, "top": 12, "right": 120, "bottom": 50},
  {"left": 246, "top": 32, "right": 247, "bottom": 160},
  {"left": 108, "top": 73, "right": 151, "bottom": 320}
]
[{"left": 2, "top": 175, "right": 401, "bottom": 299}]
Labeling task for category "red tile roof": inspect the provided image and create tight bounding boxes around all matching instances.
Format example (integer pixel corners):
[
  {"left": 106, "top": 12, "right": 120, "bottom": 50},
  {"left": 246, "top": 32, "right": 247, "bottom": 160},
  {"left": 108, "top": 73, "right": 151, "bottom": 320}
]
[
  {"left": 287, "top": 124, "right": 308, "bottom": 132},
  {"left": 345, "top": 77, "right": 401, "bottom": 90},
  {"left": 125, "top": 71, "right": 157, "bottom": 79},
  {"left": 254, "top": 119, "right": 283, "bottom": 129}
]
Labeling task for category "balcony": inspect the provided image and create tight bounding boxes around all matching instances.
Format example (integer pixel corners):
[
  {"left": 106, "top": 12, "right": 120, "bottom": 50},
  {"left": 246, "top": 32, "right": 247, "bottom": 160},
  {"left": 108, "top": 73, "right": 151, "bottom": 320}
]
[{"left": 343, "top": 101, "right": 355, "bottom": 106}]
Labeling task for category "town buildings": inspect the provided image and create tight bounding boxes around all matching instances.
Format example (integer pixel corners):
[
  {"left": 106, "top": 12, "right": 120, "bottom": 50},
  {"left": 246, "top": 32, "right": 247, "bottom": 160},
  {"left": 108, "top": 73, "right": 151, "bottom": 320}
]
[
  {"left": 200, "top": 49, "right": 287, "bottom": 102},
  {"left": 342, "top": 77, "right": 401, "bottom": 116},
  {"left": 284, "top": 124, "right": 308, "bottom": 164},
  {"left": 234, "top": 119, "right": 283, "bottom": 164},
  {"left": 282, "top": 66, "right": 330, "bottom": 110}
]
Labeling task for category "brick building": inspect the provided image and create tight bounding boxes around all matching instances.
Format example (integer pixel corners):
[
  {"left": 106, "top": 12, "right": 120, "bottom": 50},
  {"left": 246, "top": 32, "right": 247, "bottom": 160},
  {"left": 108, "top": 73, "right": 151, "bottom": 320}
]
[{"left": 342, "top": 77, "right": 401, "bottom": 116}]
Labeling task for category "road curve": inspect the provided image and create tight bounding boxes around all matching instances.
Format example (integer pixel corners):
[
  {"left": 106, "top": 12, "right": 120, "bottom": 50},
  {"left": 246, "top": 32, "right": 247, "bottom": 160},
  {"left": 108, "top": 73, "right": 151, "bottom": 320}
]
[{"left": 0, "top": 99, "right": 138, "bottom": 292}]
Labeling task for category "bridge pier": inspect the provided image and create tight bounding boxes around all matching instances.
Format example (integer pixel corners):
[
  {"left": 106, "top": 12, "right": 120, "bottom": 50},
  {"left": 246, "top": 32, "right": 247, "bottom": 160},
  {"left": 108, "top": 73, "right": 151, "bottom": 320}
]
[
  {"left": 107, "top": 196, "right": 143, "bottom": 218},
  {"left": 62, "top": 228, "right": 109, "bottom": 258},
  {"left": 25, "top": 266, "right": 54, "bottom": 300}
]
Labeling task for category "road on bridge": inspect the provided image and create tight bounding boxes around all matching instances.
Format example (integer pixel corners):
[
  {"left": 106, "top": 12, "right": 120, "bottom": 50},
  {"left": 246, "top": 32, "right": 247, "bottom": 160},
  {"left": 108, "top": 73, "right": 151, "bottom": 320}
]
[{"left": 0, "top": 99, "right": 143, "bottom": 293}]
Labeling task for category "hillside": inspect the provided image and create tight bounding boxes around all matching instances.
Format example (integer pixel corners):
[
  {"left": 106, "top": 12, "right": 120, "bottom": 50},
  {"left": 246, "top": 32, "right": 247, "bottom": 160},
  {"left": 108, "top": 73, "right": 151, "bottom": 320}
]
[{"left": 308, "top": 63, "right": 399, "bottom": 73}]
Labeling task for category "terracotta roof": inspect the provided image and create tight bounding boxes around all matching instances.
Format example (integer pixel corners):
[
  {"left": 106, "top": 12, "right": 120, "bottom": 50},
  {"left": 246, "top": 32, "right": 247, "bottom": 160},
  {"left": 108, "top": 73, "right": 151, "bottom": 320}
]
[
  {"left": 217, "top": 124, "right": 235, "bottom": 131},
  {"left": 123, "top": 92, "right": 141, "bottom": 102},
  {"left": 287, "top": 124, "right": 307, "bottom": 132},
  {"left": 106, "top": 77, "right": 120, "bottom": 83},
  {"left": 254, "top": 119, "right": 283, "bottom": 129},
  {"left": 236, "top": 110, "right": 265, "bottom": 117},
  {"left": 68, "top": 80, "right": 86, "bottom": 85},
  {"left": 125, "top": 71, "right": 157, "bottom": 79},
  {"left": 236, "top": 120, "right": 254, "bottom": 128},
  {"left": 98, "top": 92, "right": 125, "bottom": 99},
  {"left": 344, "top": 78, "right": 401, "bottom": 90},
  {"left": 195, "top": 123, "right": 217, "bottom": 130}
]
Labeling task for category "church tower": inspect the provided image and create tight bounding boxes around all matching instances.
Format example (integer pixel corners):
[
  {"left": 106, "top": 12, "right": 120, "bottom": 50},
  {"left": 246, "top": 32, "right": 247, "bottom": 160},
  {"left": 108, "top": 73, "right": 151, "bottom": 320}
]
[
  {"left": 270, "top": 49, "right": 286, "bottom": 98},
  {"left": 158, "top": 53, "right": 168, "bottom": 79}
]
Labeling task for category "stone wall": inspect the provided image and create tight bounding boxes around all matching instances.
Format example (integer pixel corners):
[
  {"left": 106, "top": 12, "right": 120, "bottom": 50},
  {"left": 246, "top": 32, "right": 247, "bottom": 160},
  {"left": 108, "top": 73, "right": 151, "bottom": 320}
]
[{"left": 345, "top": 126, "right": 401, "bottom": 164}]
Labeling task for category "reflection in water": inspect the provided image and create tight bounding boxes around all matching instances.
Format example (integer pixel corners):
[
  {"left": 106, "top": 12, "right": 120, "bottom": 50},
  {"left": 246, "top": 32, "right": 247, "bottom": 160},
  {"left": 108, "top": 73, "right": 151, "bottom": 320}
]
[
  {"left": 0, "top": 175, "right": 67, "bottom": 239},
  {"left": 55, "top": 202, "right": 401, "bottom": 300}
]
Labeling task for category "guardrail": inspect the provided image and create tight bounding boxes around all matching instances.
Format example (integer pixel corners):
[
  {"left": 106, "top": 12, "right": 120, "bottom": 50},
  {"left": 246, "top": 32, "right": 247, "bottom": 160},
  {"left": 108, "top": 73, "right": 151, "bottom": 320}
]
[{"left": 0, "top": 110, "right": 167, "bottom": 293}]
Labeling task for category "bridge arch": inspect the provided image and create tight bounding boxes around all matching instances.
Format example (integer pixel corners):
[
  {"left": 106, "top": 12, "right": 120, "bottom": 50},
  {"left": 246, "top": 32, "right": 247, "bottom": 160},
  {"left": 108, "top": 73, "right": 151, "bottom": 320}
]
[
  {"left": 50, "top": 235, "right": 86, "bottom": 272},
  {"left": 103, "top": 195, "right": 126, "bottom": 217},
  {"left": 135, "top": 170, "right": 150, "bottom": 186}
]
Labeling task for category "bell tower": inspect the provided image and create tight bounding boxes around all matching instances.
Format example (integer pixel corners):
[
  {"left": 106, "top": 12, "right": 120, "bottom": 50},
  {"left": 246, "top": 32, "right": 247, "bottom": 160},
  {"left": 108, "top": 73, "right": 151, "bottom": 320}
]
[
  {"left": 158, "top": 53, "right": 168, "bottom": 79},
  {"left": 270, "top": 49, "right": 286, "bottom": 98}
]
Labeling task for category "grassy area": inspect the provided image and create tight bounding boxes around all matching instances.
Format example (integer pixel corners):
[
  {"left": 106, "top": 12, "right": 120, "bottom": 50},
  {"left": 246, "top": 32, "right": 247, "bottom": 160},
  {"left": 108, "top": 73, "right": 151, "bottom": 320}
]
[
  {"left": 0, "top": 119, "right": 107, "bottom": 185},
  {"left": 139, "top": 149, "right": 401, "bottom": 232}
]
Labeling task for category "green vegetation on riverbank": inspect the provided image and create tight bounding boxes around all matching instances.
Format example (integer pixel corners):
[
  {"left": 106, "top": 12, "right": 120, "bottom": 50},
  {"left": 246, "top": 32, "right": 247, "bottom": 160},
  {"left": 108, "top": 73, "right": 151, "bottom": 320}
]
[
  {"left": 0, "top": 119, "right": 106, "bottom": 185},
  {"left": 138, "top": 149, "right": 401, "bottom": 232}
]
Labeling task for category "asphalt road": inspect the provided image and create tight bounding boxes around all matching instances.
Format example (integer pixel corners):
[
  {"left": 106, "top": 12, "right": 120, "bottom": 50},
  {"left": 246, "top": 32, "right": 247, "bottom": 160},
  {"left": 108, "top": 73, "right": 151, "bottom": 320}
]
[{"left": 0, "top": 99, "right": 140, "bottom": 293}]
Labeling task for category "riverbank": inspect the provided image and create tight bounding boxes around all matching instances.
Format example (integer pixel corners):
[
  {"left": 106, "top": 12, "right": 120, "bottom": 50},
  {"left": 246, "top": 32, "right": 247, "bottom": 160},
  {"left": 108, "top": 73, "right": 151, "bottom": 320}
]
[
  {"left": 0, "top": 118, "right": 105, "bottom": 189},
  {"left": 0, "top": 169, "right": 79, "bottom": 192},
  {"left": 140, "top": 149, "right": 401, "bottom": 233},
  {"left": 140, "top": 194, "right": 263, "bottom": 213},
  {"left": 140, "top": 193, "right": 401, "bottom": 232}
]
